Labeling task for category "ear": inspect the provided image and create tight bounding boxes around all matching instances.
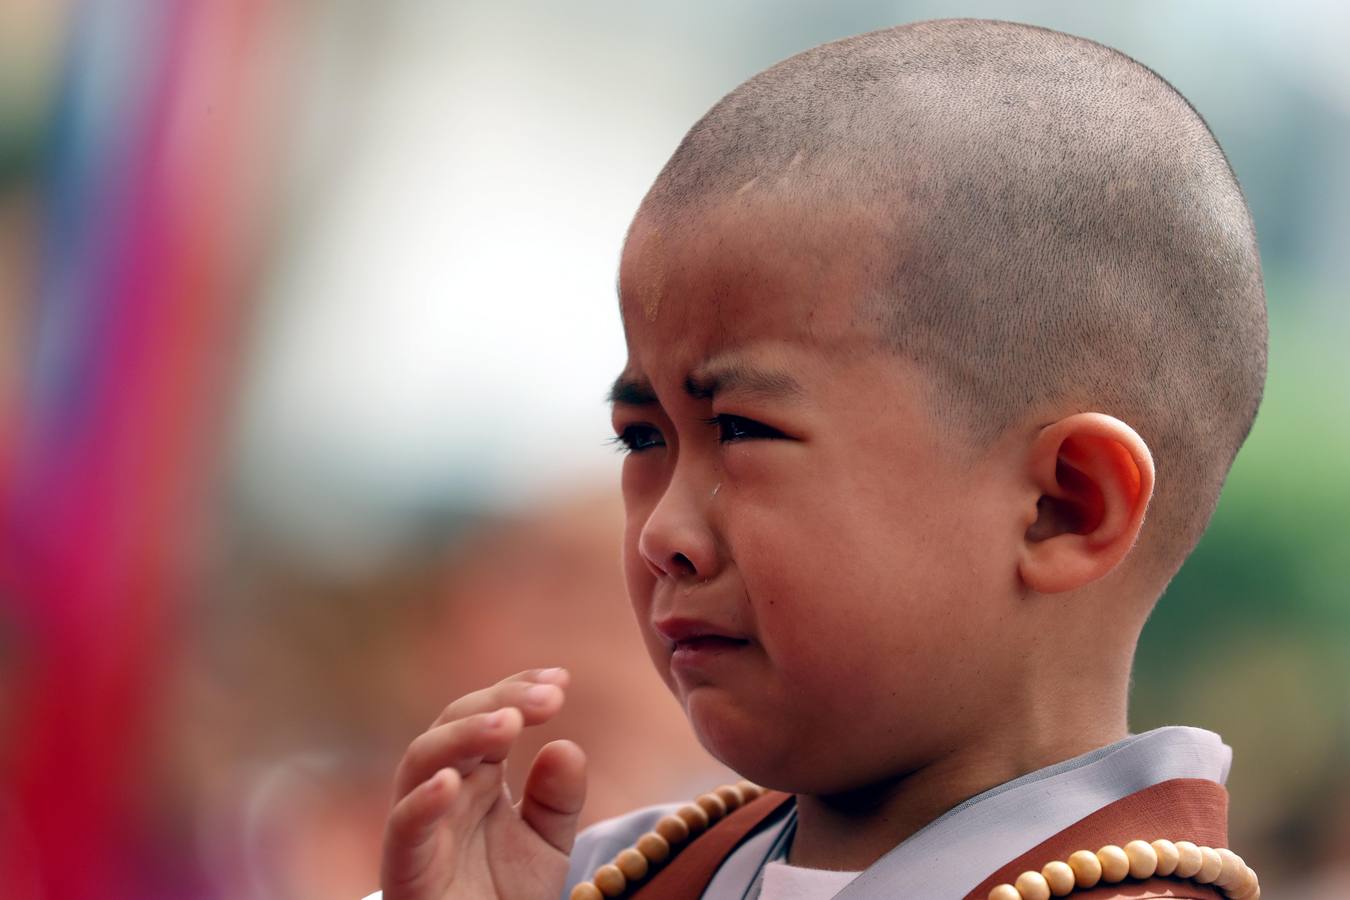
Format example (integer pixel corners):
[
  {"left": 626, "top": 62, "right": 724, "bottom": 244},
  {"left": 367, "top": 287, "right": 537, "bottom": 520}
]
[{"left": 1018, "top": 412, "right": 1155, "bottom": 594}]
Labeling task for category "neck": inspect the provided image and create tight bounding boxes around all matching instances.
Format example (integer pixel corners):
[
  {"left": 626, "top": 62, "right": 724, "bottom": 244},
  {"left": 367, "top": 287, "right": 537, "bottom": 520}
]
[{"left": 786, "top": 701, "right": 1128, "bottom": 871}]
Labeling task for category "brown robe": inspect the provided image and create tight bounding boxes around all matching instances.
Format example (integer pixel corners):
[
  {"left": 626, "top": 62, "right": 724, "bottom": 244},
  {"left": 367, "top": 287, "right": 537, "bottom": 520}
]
[{"left": 631, "top": 779, "right": 1229, "bottom": 900}]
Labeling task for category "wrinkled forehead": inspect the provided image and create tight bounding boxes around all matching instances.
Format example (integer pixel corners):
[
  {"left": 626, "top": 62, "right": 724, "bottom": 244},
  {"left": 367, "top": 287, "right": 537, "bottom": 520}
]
[{"left": 617, "top": 194, "right": 892, "bottom": 363}]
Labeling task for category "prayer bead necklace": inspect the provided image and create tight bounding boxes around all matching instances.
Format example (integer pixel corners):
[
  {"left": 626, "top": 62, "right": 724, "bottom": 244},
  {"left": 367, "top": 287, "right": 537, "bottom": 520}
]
[
  {"left": 568, "top": 782, "right": 1261, "bottom": 900},
  {"left": 987, "top": 839, "right": 1260, "bottom": 900},
  {"left": 569, "top": 780, "right": 764, "bottom": 900}
]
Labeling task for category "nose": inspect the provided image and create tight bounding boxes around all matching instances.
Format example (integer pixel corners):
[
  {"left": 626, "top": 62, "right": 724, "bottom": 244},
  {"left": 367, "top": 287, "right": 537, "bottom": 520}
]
[{"left": 637, "top": 469, "right": 720, "bottom": 581}]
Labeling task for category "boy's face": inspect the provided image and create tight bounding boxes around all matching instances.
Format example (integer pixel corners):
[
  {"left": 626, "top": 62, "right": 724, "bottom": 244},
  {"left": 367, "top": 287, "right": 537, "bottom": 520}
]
[{"left": 612, "top": 197, "right": 1028, "bottom": 794}]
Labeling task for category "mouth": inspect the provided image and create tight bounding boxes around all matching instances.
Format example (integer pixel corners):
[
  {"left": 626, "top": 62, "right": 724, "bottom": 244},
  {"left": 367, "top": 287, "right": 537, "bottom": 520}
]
[
  {"left": 655, "top": 618, "right": 752, "bottom": 674},
  {"left": 672, "top": 635, "right": 751, "bottom": 653},
  {"left": 669, "top": 635, "right": 751, "bottom": 675},
  {"left": 654, "top": 617, "right": 748, "bottom": 646}
]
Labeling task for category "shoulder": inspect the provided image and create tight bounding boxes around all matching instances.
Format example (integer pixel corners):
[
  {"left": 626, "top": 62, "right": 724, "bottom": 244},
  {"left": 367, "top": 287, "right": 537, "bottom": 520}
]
[{"left": 563, "top": 802, "right": 684, "bottom": 896}]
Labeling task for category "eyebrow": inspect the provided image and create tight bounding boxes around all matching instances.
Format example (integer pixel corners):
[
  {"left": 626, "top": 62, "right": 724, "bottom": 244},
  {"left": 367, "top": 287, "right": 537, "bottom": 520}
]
[
  {"left": 607, "top": 375, "right": 658, "bottom": 406},
  {"left": 607, "top": 362, "right": 804, "bottom": 406},
  {"left": 685, "top": 362, "right": 804, "bottom": 401}
]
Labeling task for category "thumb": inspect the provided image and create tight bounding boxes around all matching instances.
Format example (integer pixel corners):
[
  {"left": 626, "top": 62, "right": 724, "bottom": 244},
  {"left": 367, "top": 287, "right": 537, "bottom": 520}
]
[{"left": 518, "top": 739, "right": 587, "bottom": 853}]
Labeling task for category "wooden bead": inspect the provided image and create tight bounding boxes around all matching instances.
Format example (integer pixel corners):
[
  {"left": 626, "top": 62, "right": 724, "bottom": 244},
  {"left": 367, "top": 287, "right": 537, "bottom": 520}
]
[
  {"left": 655, "top": 814, "right": 689, "bottom": 845},
  {"left": 1014, "top": 870, "right": 1051, "bottom": 900},
  {"left": 614, "top": 847, "right": 649, "bottom": 881},
  {"left": 1067, "top": 849, "right": 1102, "bottom": 888},
  {"left": 987, "top": 885, "right": 1020, "bottom": 900},
  {"left": 696, "top": 792, "right": 728, "bottom": 821},
  {"left": 1225, "top": 863, "right": 1257, "bottom": 896},
  {"left": 676, "top": 803, "right": 710, "bottom": 836},
  {"left": 736, "top": 780, "right": 762, "bottom": 801},
  {"left": 715, "top": 783, "right": 745, "bottom": 812},
  {"left": 1096, "top": 845, "right": 1129, "bottom": 883},
  {"left": 1041, "top": 860, "right": 1075, "bottom": 896},
  {"left": 1173, "top": 840, "right": 1203, "bottom": 878},
  {"left": 1195, "top": 846, "right": 1222, "bottom": 884},
  {"left": 1243, "top": 866, "right": 1261, "bottom": 894},
  {"left": 593, "top": 863, "right": 626, "bottom": 897},
  {"left": 569, "top": 883, "right": 603, "bottom": 900},
  {"left": 1124, "top": 839, "right": 1158, "bottom": 879},
  {"left": 636, "top": 831, "right": 670, "bottom": 864},
  {"left": 1229, "top": 868, "right": 1260, "bottom": 899},
  {"left": 1151, "top": 839, "right": 1179, "bottom": 877},
  {"left": 1214, "top": 848, "right": 1245, "bottom": 890}
]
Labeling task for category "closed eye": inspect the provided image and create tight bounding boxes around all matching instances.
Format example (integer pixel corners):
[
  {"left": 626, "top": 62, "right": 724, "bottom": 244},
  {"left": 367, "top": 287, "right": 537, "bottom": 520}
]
[
  {"left": 702, "top": 414, "right": 786, "bottom": 443},
  {"left": 609, "top": 423, "right": 665, "bottom": 453}
]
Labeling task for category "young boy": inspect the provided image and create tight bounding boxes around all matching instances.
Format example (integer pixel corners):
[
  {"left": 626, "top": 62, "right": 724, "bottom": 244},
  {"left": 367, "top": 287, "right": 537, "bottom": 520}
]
[{"left": 371, "top": 19, "right": 1267, "bottom": 900}]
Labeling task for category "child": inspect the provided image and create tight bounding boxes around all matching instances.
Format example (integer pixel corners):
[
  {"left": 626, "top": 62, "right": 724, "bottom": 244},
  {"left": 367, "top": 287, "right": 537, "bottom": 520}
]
[{"left": 370, "top": 18, "right": 1267, "bottom": 900}]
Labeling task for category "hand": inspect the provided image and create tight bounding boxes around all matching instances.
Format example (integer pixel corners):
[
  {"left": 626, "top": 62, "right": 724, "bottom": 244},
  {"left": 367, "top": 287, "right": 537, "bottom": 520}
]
[{"left": 380, "top": 668, "right": 587, "bottom": 900}]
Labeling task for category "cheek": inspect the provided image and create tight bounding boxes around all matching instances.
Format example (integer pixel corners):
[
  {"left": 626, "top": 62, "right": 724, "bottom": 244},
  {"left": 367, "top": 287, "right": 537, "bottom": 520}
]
[
  {"left": 621, "top": 508, "right": 654, "bottom": 617},
  {"left": 619, "top": 455, "right": 663, "bottom": 603},
  {"left": 621, "top": 452, "right": 666, "bottom": 502},
  {"left": 620, "top": 496, "right": 678, "bottom": 686},
  {"left": 729, "top": 468, "right": 996, "bottom": 686}
]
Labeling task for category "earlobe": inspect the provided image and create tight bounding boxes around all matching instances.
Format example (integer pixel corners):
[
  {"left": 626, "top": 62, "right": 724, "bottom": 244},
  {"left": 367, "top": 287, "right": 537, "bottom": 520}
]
[{"left": 1018, "top": 413, "right": 1155, "bottom": 595}]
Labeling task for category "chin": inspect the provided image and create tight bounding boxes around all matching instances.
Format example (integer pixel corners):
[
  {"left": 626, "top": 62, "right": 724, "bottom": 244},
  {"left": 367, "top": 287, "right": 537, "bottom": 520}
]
[
  {"left": 683, "top": 688, "right": 824, "bottom": 794},
  {"left": 684, "top": 689, "right": 913, "bottom": 797}
]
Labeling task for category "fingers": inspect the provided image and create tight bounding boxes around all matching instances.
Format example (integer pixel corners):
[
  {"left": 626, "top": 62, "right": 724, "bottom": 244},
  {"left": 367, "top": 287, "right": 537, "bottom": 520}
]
[
  {"left": 383, "top": 767, "right": 461, "bottom": 891},
  {"left": 395, "top": 668, "right": 572, "bottom": 803},
  {"left": 519, "top": 740, "right": 587, "bottom": 854},
  {"left": 431, "top": 668, "right": 570, "bottom": 729},
  {"left": 382, "top": 670, "right": 580, "bottom": 898},
  {"left": 395, "top": 706, "right": 525, "bottom": 800}
]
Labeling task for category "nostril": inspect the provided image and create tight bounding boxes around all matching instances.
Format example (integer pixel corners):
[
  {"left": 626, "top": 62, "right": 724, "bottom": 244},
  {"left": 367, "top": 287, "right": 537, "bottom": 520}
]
[{"left": 670, "top": 552, "right": 697, "bottom": 577}]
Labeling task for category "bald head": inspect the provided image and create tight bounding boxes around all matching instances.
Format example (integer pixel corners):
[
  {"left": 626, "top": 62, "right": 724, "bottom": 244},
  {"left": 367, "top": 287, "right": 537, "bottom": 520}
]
[{"left": 636, "top": 19, "right": 1267, "bottom": 582}]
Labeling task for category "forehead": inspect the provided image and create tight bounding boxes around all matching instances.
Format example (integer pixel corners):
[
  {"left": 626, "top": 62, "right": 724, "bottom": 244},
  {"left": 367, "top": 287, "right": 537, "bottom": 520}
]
[{"left": 616, "top": 195, "right": 890, "bottom": 382}]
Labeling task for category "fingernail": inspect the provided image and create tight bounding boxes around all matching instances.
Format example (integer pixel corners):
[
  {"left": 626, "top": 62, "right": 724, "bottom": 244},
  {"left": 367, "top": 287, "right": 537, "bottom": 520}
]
[
  {"left": 486, "top": 709, "right": 506, "bottom": 726},
  {"left": 526, "top": 684, "right": 555, "bottom": 705},
  {"left": 536, "top": 667, "right": 566, "bottom": 683}
]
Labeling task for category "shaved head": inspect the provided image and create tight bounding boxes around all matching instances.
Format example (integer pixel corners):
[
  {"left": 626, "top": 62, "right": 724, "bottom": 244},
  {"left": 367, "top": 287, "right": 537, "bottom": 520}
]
[{"left": 635, "top": 19, "right": 1267, "bottom": 581}]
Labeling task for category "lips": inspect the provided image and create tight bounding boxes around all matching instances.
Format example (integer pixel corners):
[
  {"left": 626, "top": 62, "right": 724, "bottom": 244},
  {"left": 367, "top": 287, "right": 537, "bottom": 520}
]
[
  {"left": 655, "top": 617, "right": 751, "bottom": 676},
  {"left": 653, "top": 616, "right": 749, "bottom": 647},
  {"left": 671, "top": 635, "right": 748, "bottom": 652}
]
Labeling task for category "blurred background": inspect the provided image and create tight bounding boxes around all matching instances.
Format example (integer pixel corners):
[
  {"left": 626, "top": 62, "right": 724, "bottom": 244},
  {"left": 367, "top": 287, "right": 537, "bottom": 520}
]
[{"left": 0, "top": 1, "right": 1346, "bottom": 898}]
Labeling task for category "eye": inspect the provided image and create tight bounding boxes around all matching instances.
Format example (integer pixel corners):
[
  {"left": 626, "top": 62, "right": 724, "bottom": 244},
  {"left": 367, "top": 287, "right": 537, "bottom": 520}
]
[
  {"left": 702, "top": 414, "right": 786, "bottom": 443},
  {"left": 609, "top": 423, "right": 666, "bottom": 453}
]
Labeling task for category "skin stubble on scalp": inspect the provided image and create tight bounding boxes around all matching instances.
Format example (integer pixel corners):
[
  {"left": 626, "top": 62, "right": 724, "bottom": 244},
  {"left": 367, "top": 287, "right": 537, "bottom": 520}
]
[{"left": 634, "top": 224, "right": 666, "bottom": 323}]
